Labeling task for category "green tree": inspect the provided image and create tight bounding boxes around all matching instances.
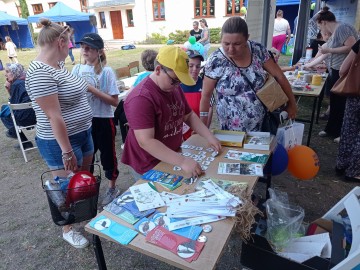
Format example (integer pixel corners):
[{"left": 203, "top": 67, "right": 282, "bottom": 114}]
[{"left": 18, "top": 0, "right": 35, "bottom": 41}]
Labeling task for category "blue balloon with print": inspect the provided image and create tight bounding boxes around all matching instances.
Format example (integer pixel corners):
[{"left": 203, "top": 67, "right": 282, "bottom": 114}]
[
  {"left": 271, "top": 143, "right": 289, "bottom": 176},
  {"left": 190, "top": 42, "right": 205, "bottom": 57}
]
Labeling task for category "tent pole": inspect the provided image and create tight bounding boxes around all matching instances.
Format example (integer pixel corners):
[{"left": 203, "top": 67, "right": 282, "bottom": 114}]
[
  {"left": 292, "top": 0, "right": 311, "bottom": 65},
  {"left": 261, "top": 0, "right": 271, "bottom": 47}
]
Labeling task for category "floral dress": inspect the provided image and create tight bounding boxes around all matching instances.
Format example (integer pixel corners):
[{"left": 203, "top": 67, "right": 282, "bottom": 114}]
[{"left": 204, "top": 40, "right": 270, "bottom": 131}]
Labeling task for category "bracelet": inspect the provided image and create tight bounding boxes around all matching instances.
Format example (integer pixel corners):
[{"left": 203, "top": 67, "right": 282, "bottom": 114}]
[
  {"left": 200, "top": 112, "right": 209, "bottom": 117},
  {"left": 62, "top": 155, "right": 73, "bottom": 162},
  {"left": 62, "top": 149, "right": 73, "bottom": 156}
]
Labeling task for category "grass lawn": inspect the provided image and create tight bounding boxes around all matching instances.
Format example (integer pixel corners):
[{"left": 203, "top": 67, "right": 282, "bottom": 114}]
[{"left": 0, "top": 47, "right": 292, "bottom": 105}]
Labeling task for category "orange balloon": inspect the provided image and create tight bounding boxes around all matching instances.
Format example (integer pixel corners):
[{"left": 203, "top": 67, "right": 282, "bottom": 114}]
[{"left": 287, "top": 145, "right": 320, "bottom": 180}]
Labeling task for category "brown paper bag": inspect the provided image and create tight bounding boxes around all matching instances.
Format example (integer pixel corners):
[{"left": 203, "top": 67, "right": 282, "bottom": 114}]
[{"left": 256, "top": 75, "right": 288, "bottom": 112}]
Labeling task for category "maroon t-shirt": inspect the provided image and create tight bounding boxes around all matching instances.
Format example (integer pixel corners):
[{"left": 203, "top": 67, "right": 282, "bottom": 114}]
[{"left": 121, "top": 76, "right": 192, "bottom": 174}]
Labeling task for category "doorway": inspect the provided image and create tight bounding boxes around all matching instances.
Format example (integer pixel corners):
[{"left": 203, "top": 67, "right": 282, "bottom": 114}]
[{"left": 110, "top": 10, "right": 124, "bottom": 39}]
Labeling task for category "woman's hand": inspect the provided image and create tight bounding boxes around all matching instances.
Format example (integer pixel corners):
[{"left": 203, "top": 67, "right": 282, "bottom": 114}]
[
  {"left": 180, "top": 157, "right": 203, "bottom": 178},
  {"left": 62, "top": 151, "right": 78, "bottom": 172},
  {"left": 207, "top": 135, "right": 222, "bottom": 153},
  {"left": 318, "top": 46, "right": 331, "bottom": 54},
  {"left": 285, "top": 102, "right": 297, "bottom": 120}
]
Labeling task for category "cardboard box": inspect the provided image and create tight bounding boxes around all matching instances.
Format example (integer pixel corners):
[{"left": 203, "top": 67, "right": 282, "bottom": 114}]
[{"left": 213, "top": 130, "right": 246, "bottom": 147}]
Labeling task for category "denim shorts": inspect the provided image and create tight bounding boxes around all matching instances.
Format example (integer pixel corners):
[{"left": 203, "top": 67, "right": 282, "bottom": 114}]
[{"left": 36, "top": 127, "right": 94, "bottom": 170}]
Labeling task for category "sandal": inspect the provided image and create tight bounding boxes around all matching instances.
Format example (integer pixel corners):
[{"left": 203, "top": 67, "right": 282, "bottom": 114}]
[{"left": 319, "top": 112, "right": 329, "bottom": 120}]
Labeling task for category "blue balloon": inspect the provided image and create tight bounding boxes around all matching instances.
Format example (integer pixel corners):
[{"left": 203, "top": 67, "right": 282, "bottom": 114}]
[
  {"left": 190, "top": 42, "right": 205, "bottom": 57},
  {"left": 271, "top": 143, "right": 289, "bottom": 176}
]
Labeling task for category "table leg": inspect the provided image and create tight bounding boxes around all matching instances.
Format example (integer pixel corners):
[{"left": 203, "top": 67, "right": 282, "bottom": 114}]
[
  {"left": 92, "top": 235, "right": 107, "bottom": 270},
  {"left": 306, "top": 96, "right": 318, "bottom": 146}
]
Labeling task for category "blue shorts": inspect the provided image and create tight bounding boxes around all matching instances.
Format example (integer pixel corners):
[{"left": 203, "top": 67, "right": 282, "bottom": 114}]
[{"left": 36, "top": 128, "right": 94, "bottom": 170}]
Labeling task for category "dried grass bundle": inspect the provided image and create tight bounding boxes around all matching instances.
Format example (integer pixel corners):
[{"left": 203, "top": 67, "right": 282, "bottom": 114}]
[{"left": 228, "top": 185, "right": 263, "bottom": 242}]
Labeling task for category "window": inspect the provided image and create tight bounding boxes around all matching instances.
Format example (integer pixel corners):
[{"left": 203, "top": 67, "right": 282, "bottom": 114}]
[
  {"left": 226, "top": 0, "right": 243, "bottom": 16},
  {"left": 99, "top": 12, "right": 106, "bottom": 28},
  {"left": 48, "top": 2, "right": 57, "bottom": 8},
  {"left": 80, "top": 0, "right": 88, "bottom": 12},
  {"left": 152, "top": 0, "right": 165, "bottom": 21},
  {"left": 194, "top": 0, "right": 215, "bottom": 18},
  {"left": 32, "top": 4, "right": 44, "bottom": 28},
  {"left": 126, "top": 10, "right": 134, "bottom": 27}
]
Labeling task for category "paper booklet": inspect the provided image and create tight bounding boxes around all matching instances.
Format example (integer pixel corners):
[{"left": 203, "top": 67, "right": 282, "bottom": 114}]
[
  {"left": 218, "top": 162, "right": 263, "bottom": 176},
  {"left": 224, "top": 149, "right": 269, "bottom": 164},
  {"left": 129, "top": 182, "right": 165, "bottom": 212},
  {"left": 243, "top": 132, "right": 275, "bottom": 151},
  {"left": 89, "top": 215, "right": 138, "bottom": 245},
  {"left": 146, "top": 225, "right": 205, "bottom": 262},
  {"left": 195, "top": 177, "right": 248, "bottom": 193},
  {"left": 142, "top": 169, "right": 183, "bottom": 187}
]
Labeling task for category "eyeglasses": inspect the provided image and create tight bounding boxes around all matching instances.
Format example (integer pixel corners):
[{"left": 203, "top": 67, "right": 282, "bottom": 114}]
[{"left": 162, "top": 67, "right": 181, "bottom": 85}]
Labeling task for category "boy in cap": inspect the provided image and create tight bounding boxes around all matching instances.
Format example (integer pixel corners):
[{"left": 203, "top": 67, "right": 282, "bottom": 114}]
[{"left": 122, "top": 46, "right": 221, "bottom": 180}]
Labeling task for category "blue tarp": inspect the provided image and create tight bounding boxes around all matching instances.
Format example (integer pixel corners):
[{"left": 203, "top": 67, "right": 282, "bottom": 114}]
[
  {"left": 277, "top": 0, "right": 300, "bottom": 6},
  {"left": 0, "top": 11, "right": 34, "bottom": 48},
  {"left": 27, "top": 2, "right": 96, "bottom": 46}
]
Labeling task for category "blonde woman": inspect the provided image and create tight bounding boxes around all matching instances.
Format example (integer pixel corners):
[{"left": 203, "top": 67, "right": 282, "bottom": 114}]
[{"left": 25, "top": 18, "right": 93, "bottom": 249}]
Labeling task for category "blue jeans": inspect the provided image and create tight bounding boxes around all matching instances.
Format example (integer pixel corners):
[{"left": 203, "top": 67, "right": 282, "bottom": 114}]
[{"left": 36, "top": 128, "right": 94, "bottom": 170}]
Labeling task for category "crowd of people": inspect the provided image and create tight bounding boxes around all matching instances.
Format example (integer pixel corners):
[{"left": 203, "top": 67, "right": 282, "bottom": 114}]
[{"left": 2, "top": 5, "right": 359, "bottom": 250}]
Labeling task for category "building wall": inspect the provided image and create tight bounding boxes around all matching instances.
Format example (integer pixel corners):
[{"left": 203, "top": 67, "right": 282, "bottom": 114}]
[{"left": 89, "top": 0, "right": 241, "bottom": 42}]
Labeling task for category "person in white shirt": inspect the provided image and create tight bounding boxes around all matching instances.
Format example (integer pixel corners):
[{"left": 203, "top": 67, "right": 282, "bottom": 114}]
[
  {"left": 272, "top": 10, "right": 291, "bottom": 53},
  {"left": 72, "top": 33, "right": 120, "bottom": 206},
  {"left": 5, "top": 36, "right": 18, "bottom": 63}
]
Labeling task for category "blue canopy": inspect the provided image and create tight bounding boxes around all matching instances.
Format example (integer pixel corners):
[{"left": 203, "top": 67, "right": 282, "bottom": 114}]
[
  {"left": 277, "top": 0, "right": 300, "bottom": 5},
  {"left": 0, "top": 11, "right": 34, "bottom": 48},
  {"left": 27, "top": 2, "right": 96, "bottom": 46}
]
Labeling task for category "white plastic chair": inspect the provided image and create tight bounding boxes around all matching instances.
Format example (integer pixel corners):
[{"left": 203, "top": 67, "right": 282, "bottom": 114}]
[
  {"left": 8, "top": 102, "right": 37, "bottom": 162},
  {"left": 322, "top": 186, "right": 360, "bottom": 270}
]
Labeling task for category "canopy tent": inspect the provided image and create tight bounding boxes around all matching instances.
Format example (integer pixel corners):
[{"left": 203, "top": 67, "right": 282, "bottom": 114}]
[
  {"left": 0, "top": 11, "right": 34, "bottom": 48},
  {"left": 27, "top": 2, "right": 96, "bottom": 47}
]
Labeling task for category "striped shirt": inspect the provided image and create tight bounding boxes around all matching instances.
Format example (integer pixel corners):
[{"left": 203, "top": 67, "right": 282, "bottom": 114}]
[
  {"left": 25, "top": 61, "right": 92, "bottom": 140},
  {"left": 327, "top": 23, "right": 358, "bottom": 70}
]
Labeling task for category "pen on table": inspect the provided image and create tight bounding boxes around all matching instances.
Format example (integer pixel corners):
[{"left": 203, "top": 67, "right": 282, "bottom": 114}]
[{"left": 148, "top": 181, "right": 158, "bottom": 192}]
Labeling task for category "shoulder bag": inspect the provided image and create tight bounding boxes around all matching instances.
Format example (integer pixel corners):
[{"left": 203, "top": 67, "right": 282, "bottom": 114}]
[{"left": 331, "top": 50, "right": 360, "bottom": 96}]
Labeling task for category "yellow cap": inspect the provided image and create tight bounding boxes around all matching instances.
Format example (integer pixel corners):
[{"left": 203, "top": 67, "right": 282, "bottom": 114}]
[{"left": 156, "top": 45, "right": 195, "bottom": 86}]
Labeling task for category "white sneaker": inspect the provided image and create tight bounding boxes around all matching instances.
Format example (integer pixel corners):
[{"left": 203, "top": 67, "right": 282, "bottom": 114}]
[
  {"left": 318, "top": 131, "right": 328, "bottom": 137},
  {"left": 334, "top": 137, "right": 340, "bottom": 143},
  {"left": 63, "top": 228, "right": 89, "bottom": 249},
  {"left": 102, "top": 188, "right": 120, "bottom": 206},
  {"left": 121, "top": 144, "right": 124, "bottom": 150}
]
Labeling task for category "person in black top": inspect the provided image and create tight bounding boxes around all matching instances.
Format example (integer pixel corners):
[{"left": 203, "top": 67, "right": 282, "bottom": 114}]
[
  {"left": 309, "top": 31, "right": 326, "bottom": 57},
  {"left": 190, "top": 21, "right": 202, "bottom": 42},
  {"left": 1, "top": 63, "right": 36, "bottom": 149}
]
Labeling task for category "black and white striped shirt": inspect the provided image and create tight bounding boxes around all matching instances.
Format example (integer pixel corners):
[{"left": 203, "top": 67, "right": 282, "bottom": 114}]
[{"left": 25, "top": 61, "right": 92, "bottom": 140}]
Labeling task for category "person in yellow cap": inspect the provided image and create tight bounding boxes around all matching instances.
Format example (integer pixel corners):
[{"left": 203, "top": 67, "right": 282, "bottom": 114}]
[
  {"left": 121, "top": 45, "right": 221, "bottom": 181},
  {"left": 240, "top": 6, "right": 247, "bottom": 20}
]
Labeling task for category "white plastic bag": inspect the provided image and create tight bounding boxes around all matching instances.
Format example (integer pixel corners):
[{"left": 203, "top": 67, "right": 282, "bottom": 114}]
[{"left": 276, "top": 120, "right": 304, "bottom": 150}]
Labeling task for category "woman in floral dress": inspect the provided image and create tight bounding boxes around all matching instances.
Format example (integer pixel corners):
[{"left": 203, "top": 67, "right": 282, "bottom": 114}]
[{"left": 199, "top": 17, "right": 297, "bottom": 131}]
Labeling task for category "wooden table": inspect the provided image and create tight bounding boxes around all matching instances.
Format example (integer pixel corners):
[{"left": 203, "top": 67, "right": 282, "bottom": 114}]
[
  {"left": 85, "top": 135, "right": 272, "bottom": 270},
  {"left": 285, "top": 71, "right": 327, "bottom": 146}
]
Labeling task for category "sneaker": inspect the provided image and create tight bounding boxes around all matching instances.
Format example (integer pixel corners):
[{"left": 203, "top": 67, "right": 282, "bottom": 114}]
[
  {"left": 102, "top": 188, "right": 120, "bottom": 206},
  {"left": 62, "top": 228, "right": 89, "bottom": 249},
  {"left": 333, "top": 137, "right": 340, "bottom": 143},
  {"left": 121, "top": 144, "right": 124, "bottom": 150},
  {"left": 318, "top": 131, "right": 328, "bottom": 137},
  {"left": 71, "top": 61, "right": 75, "bottom": 65},
  {"left": 5, "top": 130, "right": 17, "bottom": 139}
]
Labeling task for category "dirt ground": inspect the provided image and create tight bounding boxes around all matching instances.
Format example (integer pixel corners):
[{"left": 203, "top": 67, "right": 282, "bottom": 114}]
[{"left": 0, "top": 97, "right": 358, "bottom": 270}]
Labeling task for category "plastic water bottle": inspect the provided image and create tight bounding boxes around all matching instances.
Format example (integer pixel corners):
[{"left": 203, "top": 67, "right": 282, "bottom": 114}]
[
  {"left": 54, "top": 172, "right": 73, "bottom": 191},
  {"left": 294, "top": 66, "right": 299, "bottom": 76},
  {"left": 44, "top": 180, "right": 66, "bottom": 211}
]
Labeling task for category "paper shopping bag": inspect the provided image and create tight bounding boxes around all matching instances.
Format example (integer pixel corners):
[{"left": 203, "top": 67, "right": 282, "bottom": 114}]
[{"left": 276, "top": 121, "right": 304, "bottom": 150}]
